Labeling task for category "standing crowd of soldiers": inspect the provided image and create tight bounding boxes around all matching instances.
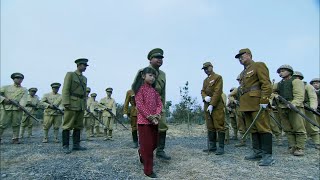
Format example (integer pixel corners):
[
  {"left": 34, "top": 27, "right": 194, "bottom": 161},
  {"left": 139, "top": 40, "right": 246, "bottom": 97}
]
[{"left": 0, "top": 48, "right": 319, "bottom": 177}]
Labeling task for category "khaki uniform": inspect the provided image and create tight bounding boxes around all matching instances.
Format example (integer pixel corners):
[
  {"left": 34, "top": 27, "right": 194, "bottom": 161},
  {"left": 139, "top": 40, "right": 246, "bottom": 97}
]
[
  {"left": 269, "top": 93, "right": 283, "bottom": 142},
  {"left": 41, "top": 92, "right": 63, "bottom": 142},
  {"left": 124, "top": 89, "right": 137, "bottom": 131},
  {"left": 201, "top": 72, "right": 225, "bottom": 132},
  {"left": 315, "top": 89, "right": 320, "bottom": 126},
  {"left": 303, "top": 83, "right": 319, "bottom": 146},
  {"left": 222, "top": 93, "right": 230, "bottom": 142},
  {"left": 83, "top": 97, "right": 94, "bottom": 138},
  {"left": 0, "top": 85, "right": 28, "bottom": 140},
  {"left": 274, "top": 78, "right": 307, "bottom": 150},
  {"left": 99, "top": 96, "right": 116, "bottom": 138},
  {"left": 20, "top": 94, "right": 40, "bottom": 138},
  {"left": 227, "top": 91, "right": 238, "bottom": 138},
  {"left": 62, "top": 71, "right": 87, "bottom": 130}
]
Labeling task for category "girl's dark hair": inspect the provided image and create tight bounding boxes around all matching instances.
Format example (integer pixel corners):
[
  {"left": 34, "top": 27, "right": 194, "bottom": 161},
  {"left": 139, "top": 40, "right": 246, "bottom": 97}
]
[{"left": 132, "top": 67, "right": 157, "bottom": 94}]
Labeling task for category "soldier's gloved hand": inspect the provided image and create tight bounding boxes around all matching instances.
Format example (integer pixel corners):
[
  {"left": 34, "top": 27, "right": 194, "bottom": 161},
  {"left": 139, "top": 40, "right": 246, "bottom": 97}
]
[
  {"left": 155, "top": 114, "right": 161, "bottom": 120},
  {"left": 207, "top": 105, "right": 214, "bottom": 115},
  {"left": 204, "top": 96, "right": 211, "bottom": 103},
  {"left": 259, "top": 104, "right": 268, "bottom": 109},
  {"left": 123, "top": 114, "right": 128, "bottom": 119},
  {"left": 3, "top": 98, "right": 11, "bottom": 104},
  {"left": 152, "top": 119, "right": 159, "bottom": 125}
]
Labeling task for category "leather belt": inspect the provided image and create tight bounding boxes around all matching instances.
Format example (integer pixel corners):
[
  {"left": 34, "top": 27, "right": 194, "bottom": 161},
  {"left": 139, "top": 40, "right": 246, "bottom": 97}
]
[
  {"left": 70, "top": 93, "right": 85, "bottom": 99},
  {"left": 240, "top": 85, "right": 260, "bottom": 95}
]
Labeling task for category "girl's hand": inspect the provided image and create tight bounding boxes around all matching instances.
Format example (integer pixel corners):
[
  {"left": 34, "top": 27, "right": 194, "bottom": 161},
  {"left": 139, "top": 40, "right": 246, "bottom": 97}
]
[{"left": 152, "top": 119, "right": 158, "bottom": 125}]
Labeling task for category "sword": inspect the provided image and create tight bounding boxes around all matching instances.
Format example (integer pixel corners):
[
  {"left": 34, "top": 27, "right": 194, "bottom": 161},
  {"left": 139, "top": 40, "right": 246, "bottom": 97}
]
[
  {"left": 267, "top": 110, "right": 283, "bottom": 129},
  {"left": 241, "top": 105, "right": 266, "bottom": 140}
]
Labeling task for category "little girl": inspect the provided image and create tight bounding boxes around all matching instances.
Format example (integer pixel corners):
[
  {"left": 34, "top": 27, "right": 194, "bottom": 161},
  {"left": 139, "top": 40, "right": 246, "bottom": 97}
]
[{"left": 133, "top": 67, "right": 162, "bottom": 178}]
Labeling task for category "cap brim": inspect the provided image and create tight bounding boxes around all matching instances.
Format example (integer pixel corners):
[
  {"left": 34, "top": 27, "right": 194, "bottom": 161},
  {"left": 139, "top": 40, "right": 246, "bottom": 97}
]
[{"left": 235, "top": 52, "right": 245, "bottom": 59}]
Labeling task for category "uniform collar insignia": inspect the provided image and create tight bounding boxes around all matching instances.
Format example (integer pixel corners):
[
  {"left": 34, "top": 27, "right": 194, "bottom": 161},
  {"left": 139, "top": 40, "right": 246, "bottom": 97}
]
[
  {"left": 247, "top": 70, "right": 254, "bottom": 74},
  {"left": 209, "top": 80, "right": 215, "bottom": 83}
]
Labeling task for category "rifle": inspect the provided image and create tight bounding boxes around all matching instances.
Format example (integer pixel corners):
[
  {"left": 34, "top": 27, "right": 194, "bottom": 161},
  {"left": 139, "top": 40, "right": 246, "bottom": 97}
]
[
  {"left": 86, "top": 109, "right": 106, "bottom": 128},
  {"left": 304, "top": 103, "right": 320, "bottom": 117},
  {"left": 2, "top": 97, "right": 40, "bottom": 123},
  {"left": 51, "top": 105, "right": 64, "bottom": 115},
  {"left": 99, "top": 104, "right": 129, "bottom": 130},
  {"left": 277, "top": 95, "right": 320, "bottom": 129}
]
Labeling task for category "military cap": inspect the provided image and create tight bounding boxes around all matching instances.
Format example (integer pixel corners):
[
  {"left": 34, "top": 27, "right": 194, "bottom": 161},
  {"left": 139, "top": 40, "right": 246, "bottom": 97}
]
[
  {"left": 292, "top": 71, "right": 304, "bottom": 80},
  {"left": 11, "top": 72, "right": 24, "bottom": 79},
  {"left": 277, "top": 64, "right": 293, "bottom": 73},
  {"left": 106, "top": 87, "right": 113, "bottom": 92},
  {"left": 86, "top": 87, "right": 91, "bottom": 92},
  {"left": 202, "top": 62, "right": 213, "bottom": 69},
  {"left": 230, "top": 87, "right": 236, "bottom": 92},
  {"left": 51, "top": 82, "right": 61, "bottom": 88},
  {"left": 235, "top": 48, "right": 252, "bottom": 58},
  {"left": 28, "top": 87, "right": 38, "bottom": 92},
  {"left": 147, "top": 48, "right": 164, "bottom": 60},
  {"left": 75, "top": 58, "right": 89, "bottom": 66},
  {"left": 310, "top": 78, "right": 320, "bottom": 84},
  {"left": 91, "top": 93, "right": 97, "bottom": 97}
]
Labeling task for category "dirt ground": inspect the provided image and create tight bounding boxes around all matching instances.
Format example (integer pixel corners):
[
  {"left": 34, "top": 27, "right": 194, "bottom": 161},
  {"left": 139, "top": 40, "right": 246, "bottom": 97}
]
[{"left": 0, "top": 124, "right": 319, "bottom": 180}]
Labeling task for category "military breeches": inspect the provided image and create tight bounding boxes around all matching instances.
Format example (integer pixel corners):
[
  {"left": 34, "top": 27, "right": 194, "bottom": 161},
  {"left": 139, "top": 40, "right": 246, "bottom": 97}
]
[
  {"left": 230, "top": 116, "right": 237, "bottom": 130},
  {"left": 103, "top": 116, "right": 114, "bottom": 130},
  {"left": 204, "top": 107, "right": 225, "bottom": 132},
  {"left": 43, "top": 115, "right": 62, "bottom": 130},
  {"left": 304, "top": 111, "right": 319, "bottom": 136},
  {"left": 158, "top": 111, "right": 168, "bottom": 132},
  {"left": 0, "top": 110, "right": 22, "bottom": 138},
  {"left": 243, "top": 110, "right": 271, "bottom": 133},
  {"left": 130, "top": 116, "right": 137, "bottom": 131},
  {"left": 84, "top": 117, "right": 94, "bottom": 129},
  {"left": 62, "top": 110, "right": 84, "bottom": 130},
  {"left": 21, "top": 114, "right": 35, "bottom": 128},
  {"left": 236, "top": 111, "right": 246, "bottom": 134},
  {"left": 279, "top": 108, "right": 306, "bottom": 134}
]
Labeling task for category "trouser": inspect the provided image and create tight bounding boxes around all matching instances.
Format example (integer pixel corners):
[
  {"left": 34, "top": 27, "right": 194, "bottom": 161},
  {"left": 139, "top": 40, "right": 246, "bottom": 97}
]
[
  {"left": 0, "top": 110, "right": 22, "bottom": 139},
  {"left": 269, "top": 110, "right": 282, "bottom": 137},
  {"left": 138, "top": 124, "right": 158, "bottom": 175},
  {"left": 236, "top": 110, "right": 246, "bottom": 134},
  {"left": 20, "top": 113, "right": 36, "bottom": 137},
  {"left": 304, "top": 110, "right": 319, "bottom": 145},
  {"left": 279, "top": 108, "right": 307, "bottom": 149},
  {"left": 62, "top": 110, "right": 84, "bottom": 130},
  {"left": 243, "top": 110, "right": 271, "bottom": 133},
  {"left": 84, "top": 116, "right": 94, "bottom": 137},
  {"left": 43, "top": 115, "right": 62, "bottom": 131},
  {"left": 130, "top": 116, "right": 137, "bottom": 131},
  {"left": 204, "top": 105, "right": 225, "bottom": 132},
  {"left": 230, "top": 116, "right": 238, "bottom": 135},
  {"left": 103, "top": 116, "right": 114, "bottom": 130}
]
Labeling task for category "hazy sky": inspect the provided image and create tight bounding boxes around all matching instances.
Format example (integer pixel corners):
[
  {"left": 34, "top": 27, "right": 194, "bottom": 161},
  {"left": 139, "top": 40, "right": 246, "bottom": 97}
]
[{"left": 1, "top": 0, "right": 319, "bottom": 106}]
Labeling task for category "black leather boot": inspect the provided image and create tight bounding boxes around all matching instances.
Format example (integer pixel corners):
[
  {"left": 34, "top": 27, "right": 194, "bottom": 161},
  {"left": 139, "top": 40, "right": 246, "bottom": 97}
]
[
  {"left": 62, "top": 130, "right": 71, "bottom": 154},
  {"left": 215, "top": 132, "right": 225, "bottom": 155},
  {"left": 203, "top": 131, "right": 217, "bottom": 152},
  {"left": 156, "top": 131, "right": 171, "bottom": 160},
  {"left": 259, "top": 133, "right": 275, "bottom": 166},
  {"left": 72, "top": 129, "right": 87, "bottom": 151},
  {"left": 245, "top": 133, "right": 262, "bottom": 161}
]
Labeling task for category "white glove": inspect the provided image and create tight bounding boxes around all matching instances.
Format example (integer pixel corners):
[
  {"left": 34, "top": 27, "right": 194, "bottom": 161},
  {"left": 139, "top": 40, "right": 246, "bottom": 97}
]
[
  {"left": 123, "top": 114, "right": 128, "bottom": 119},
  {"left": 260, "top": 104, "right": 268, "bottom": 109},
  {"left": 207, "top": 105, "right": 213, "bottom": 115},
  {"left": 204, "top": 96, "right": 211, "bottom": 103}
]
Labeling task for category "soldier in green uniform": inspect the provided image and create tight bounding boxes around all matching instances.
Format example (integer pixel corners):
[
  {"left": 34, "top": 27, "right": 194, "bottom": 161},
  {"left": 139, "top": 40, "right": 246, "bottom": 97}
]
[
  {"left": 132, "top": 48, "right": 171, "bottom": 160},
  {"left": 61, "top": 58, "right": 89, "bottom": 154},
  {"left": 235, "top": 48, "right": 274, "bottom": 166},
  {"left": 201, "top": 62, "right": 226, "bottom": 155},
  {"left": 227, "top": 87, "right": 238, "bottom": 140},
  {"left": 83, "top": 87, "right": 94, "bottom": 140},
  {"left": 292, "top": 71, "right": 319, "bottom": 149},
  {"left": 123, "top": 89, "right": 138, "bottom": 148},
  {"left": 274, "top": 65, "right": 307, "bottom": 156},
  {"left": 0, "top": 73, "right": 28, "bottom": 144},
  {"left": 310, "top": 78, "right": 320, "bottom": 127},
  {"left": 269, "top": 92, "right": 283, "bottom": 146},
  {"left": 41, "top": 83, "right": 63, "bottom": 143},
  {"left": 99, "top": 87, "right": 117, "bottom": 141},
  {"left": 19, "top": 88, "right": 40, "bottom": 139},
  {"left": 222, "top": 92, "right": 230, "bottom": 144}
]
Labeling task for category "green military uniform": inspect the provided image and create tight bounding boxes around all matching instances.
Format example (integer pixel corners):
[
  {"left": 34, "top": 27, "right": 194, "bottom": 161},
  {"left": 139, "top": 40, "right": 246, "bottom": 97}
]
[
  {"left": 222, "top": 93, "right": 230, "bottom": 144},
  {"left": 227, "top": 87, "right": 238, "bottom": 140},
  {"left": 61, "top": 58, "right": 88, "bottom": 154},
  {"left": 275, "top": 65, "right": 307, "bottom": 156},
  {"left": 41, "top": 83, "right": 63, "bottom": 143},
  {"left": 201, "top": 62, "right": 225, "bottom": 155},
  {"left": 83, "top": 87, "right": 94, "bottom": 140},
  {"left": 310, "top": 78, "right": 320, "bottom": 127},
  {"left": 99, "top": 87, "right": 116, "bottom": 140},
  {"left": 123, "top": 89, "right": 138, "bottom": 147},
  {"left": 87, "top": 93, "right": 100, "bottom": 136},
  {"left": 19, "top": 88, "right": 40, "bottom": 138},
  {"left": 268, "top": 92, "right": 283, "bottom": 145},
  {"left": 293, "top": 72, "right": 319, "bottom": 149},
  {"left": 0, "top": 73, "right": 28, "bottom": 144},
  {"left": 235, "top": 48, "right": 274, "bottom": 166}
]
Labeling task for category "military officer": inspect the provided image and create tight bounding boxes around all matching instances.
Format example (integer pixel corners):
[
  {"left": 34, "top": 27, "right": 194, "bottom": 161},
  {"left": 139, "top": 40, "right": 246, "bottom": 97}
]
[
  {"left": 293, "top": 71, "right": 319, "bottom": 149},
  {"left": 201, "top": 62, "right": 226, "bottom": 155},
  {"left": 41, "top": 83, "right": 63, "bottom": 143},
  {"left": 235, "top": 48, "right": 274, "bottom": 166},
  {"left": 274, "top": 65, "right": 307, "bottom": 156},
  {"left": 0, "top": 73, "right": 28, "bottom": 144},
  {"left": 132, "top": 48, "right": 171, "bottom": 160},
  {"left": 310, "top": 78, "right": 320, "bottom": 126},
  {"left": 19, "top": 87, "right": 40, "bottom": 139},
  {"left": 61, "top": 58, "right": 89, "bottom": 154},
  {"left": 83, "top": 87, "right": 94, "bottom": 140},
  {"left": 99, "top": 87, "right": 117, "bottom": 141},
  {"left": 123, "top": 89, "right": 138, "bottom": 148}
]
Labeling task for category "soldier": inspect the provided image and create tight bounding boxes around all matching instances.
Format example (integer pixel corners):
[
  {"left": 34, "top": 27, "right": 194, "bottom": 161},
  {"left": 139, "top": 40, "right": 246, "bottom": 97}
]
[
  {"left": 132, "top": 48, "right": 171, "bottom": 160},
  {"left": 222, "top": 92, "right": 230, "bottom": 144},
  {"left": 99, "top": 87, "right": 116, "bottom": 141},
  {"left": 227, "top": 87, "right": 238, "bottom": 140},
  {"left": 201, "top": 62, "right": 226, "bottom": 155},
  {"left": 83, "top": 87, "right": 94, "bottom": 140},
  {"left": 310, "top": 78, "right": 320, "bottom": 126},
  {"left": 268, "top": 92, "right": 283, "bottom": 146},
  {"left": 292, "top": 71, "right": 319, "bottom": 149},
  {"left": 61, "top": 58, "right": 89, "bottom": 154},
  {"left": 19, "top": 87, "right": 40, "bottom": 139},
  {"left": 235, "top": 48, "right": 274, "bottom": 166},
  {"left": 0, "top": 73, "right": 28, "bottom": 144},
  {"left": 41, "top": 83, "right": 63, "bottom": 143},
  {"left": 274, "top": 65, "right": 307, "bottom": 156},
  {"left": 123, "top": 89, "right": 138, "bottom": 148},
  {"left": 89, "top": 93, "right": 99, "bottom": 136}
]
